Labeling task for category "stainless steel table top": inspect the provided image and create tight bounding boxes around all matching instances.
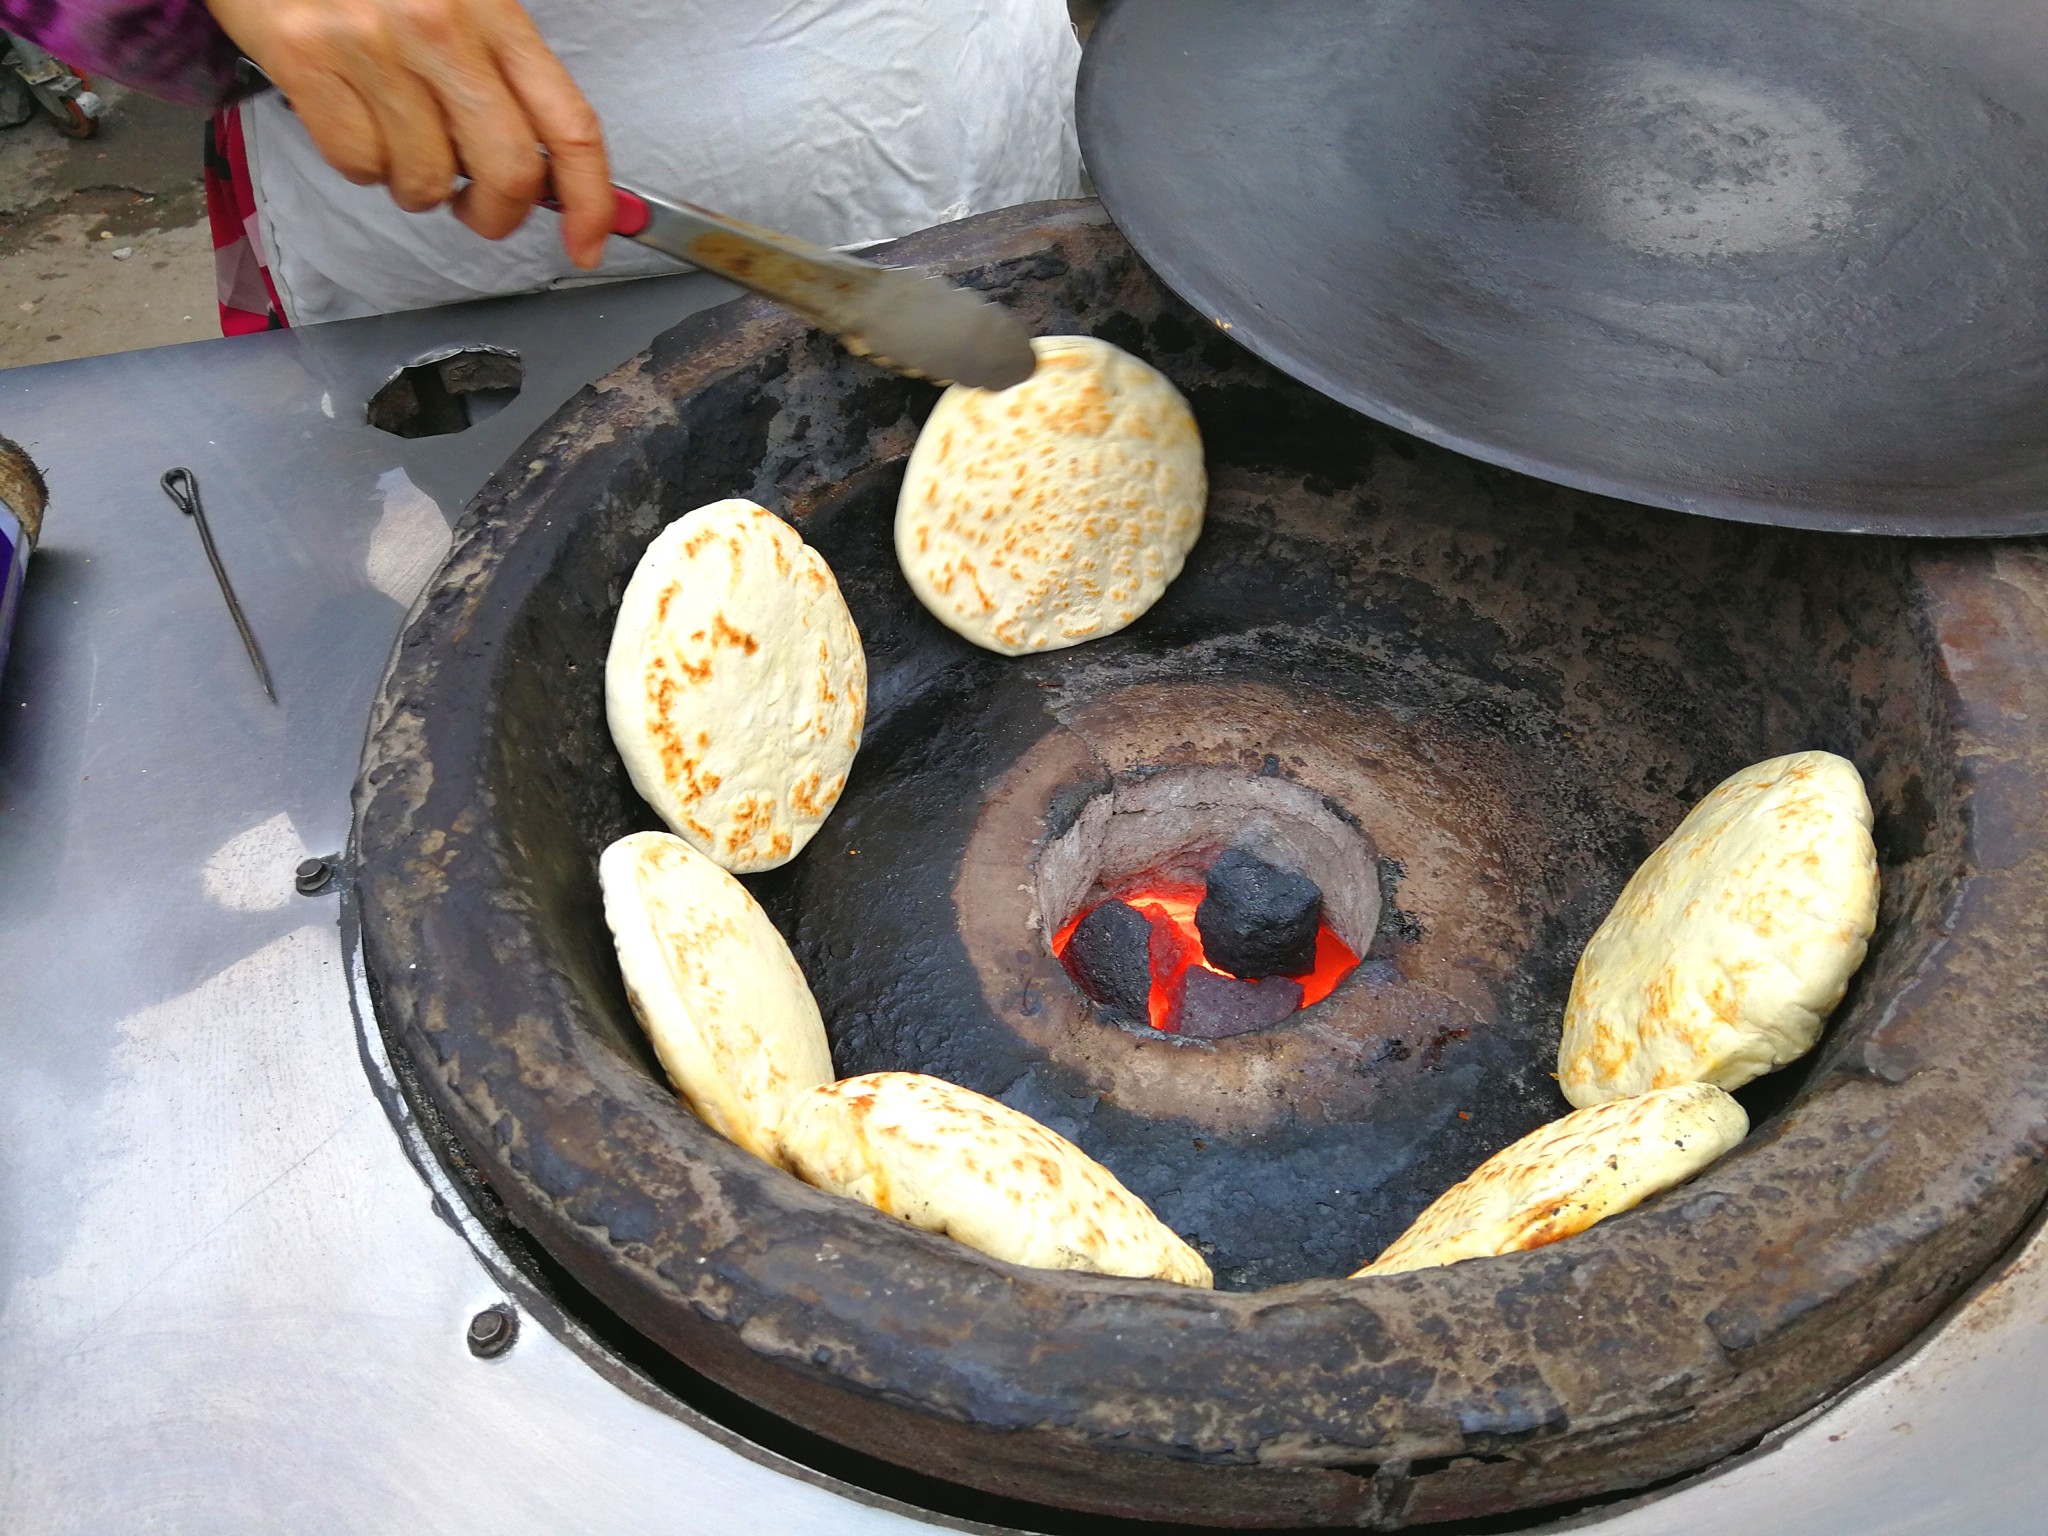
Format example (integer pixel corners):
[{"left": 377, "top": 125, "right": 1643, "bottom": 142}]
[{"left": 1, "top": 278, "right": 2042, "bottom": 1536}]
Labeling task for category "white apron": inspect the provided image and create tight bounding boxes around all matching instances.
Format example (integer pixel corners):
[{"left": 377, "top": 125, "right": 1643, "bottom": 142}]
[{"left": 241, "top": 0, "right": 1082, "bottom": 324}]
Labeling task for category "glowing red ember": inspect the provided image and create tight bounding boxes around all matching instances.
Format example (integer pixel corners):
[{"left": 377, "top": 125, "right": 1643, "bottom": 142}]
[{"left": 1053, "top": 879, "right": 1358, "bottom": 1032}]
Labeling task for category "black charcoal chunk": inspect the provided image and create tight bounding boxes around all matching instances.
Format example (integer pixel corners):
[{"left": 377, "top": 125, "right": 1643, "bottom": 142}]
[
  {"left": 1177, "top": 969, "right": 1304, "bottom": 1039},
  {"left": 1196, "top": 848, "right": 1322, "bottom": 977},
  {"left": 1062, "top": 900, "right": 1153, "bottom": 1021}
]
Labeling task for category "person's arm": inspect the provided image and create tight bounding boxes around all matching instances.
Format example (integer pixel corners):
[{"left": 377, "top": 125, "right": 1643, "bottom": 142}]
[
  {"left": 1, "top": 0, "right": 611, "bottom": 267},
  {"left": 201, "top": 0, "right": 612, "bottom": 268},
  {"left": 0, "top": 0, "right": 240, "bottom": 108}
]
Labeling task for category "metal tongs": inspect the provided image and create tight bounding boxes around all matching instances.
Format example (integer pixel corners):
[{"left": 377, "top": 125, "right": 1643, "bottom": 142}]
[{"left": 542, "top": 181, "right": 1037, "bottom": 392}]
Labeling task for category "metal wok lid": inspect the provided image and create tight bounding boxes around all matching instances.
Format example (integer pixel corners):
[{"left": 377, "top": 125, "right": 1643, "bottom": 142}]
[{"left": 1078, "top": 0, "right": 2048, "bottom": 536}]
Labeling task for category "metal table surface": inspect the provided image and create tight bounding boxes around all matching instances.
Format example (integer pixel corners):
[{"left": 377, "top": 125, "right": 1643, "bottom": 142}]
[{"left": 1, "top": 278, "right": 2043, "bottom": 1536}]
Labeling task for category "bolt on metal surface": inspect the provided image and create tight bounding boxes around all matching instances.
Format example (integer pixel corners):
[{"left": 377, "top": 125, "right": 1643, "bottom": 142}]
[
  {"left": 467, "top": 1304, "right": 518, "bottom": 1359},
  {"left": 294, "top": 856, "right": 336, "bottom": 896}
]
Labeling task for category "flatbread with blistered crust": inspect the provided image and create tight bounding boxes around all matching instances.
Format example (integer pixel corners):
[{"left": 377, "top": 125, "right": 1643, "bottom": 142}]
[
  {"left": 608, "top": 498, "right": 865, "bottom": 873},
  {"left": 600, "top": 831, "right": 835, "bottom": 1161},
  {"left": 776, "top": 1071, "right": 1213, "bottom": 1287},
  {"left": 1559, "top": 750, "right": 1877, "bottom": 1107},
  {"left": 1354, "top": 1083, "right": 1747, "bottom": 1277},
  {"left": 895, "top": 335, "right": 1205, "bottom": 655}
]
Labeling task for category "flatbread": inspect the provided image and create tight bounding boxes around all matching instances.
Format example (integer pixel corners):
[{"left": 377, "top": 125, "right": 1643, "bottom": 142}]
[
  {"left": 895, "top": 335, "right": 1206, "bottom": 655},
  {"left": 775, "top": 1071, "right": 1213, "bottom": 1287},
  {"left": 1559, "top": 750, "right": 1878, "bottom": 1107},
  {"left": 1354, "top": 1083, "right": 1748, "bottom": 1277},
  {"left": 599, "top": 831, "right": 835, "bottom": 1162},
  {"left": 607, "top": 498, "right": 865, "bottom": 873}
]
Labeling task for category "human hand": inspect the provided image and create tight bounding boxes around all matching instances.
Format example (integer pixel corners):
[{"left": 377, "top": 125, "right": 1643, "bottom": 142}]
[{"left": 203, "top": 0, "right": 612, "bottom": 268}]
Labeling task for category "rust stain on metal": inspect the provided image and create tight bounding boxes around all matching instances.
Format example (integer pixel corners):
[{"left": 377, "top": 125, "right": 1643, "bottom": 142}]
[{"left": 687, "top": 231, "right": 863, "bottom": 309}]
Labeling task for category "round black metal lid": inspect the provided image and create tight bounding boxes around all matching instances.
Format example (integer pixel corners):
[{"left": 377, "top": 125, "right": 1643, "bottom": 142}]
[{"left": 1078, "top": 0, "right": 2048, "bottom": 535}]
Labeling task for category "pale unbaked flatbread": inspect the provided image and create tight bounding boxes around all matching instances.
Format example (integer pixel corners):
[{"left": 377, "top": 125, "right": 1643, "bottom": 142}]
[
  {"left": 599, "top": 831, "right": 835, "bottom": 1162},
  {"left": 607, "top": 498, "right": 865, "bottom": 874},
  {"left": 1558, "top": 750, "right": 1878, "bottom": 1108},
  {"left": 1354, "top": 1083, "right": 1748, "bottom": 1277},
  {"left": 776, "top": 1071, "right": 1213, "bottom": 1287},
  {"left": 895, "top": 335, "right": 1206, "bottom": 655}
]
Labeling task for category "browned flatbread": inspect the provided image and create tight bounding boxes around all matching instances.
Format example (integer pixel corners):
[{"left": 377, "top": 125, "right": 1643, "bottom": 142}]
[
  {"left": 776, "top": 1071, "right": 1212, "bottom": 1286},
  {"left": 600, "top": 831, "right": 835, "bottom": 1161},
  {"left": 607, "top": 498, "right": 865, "bottom": 873},
  {"left": 895, "top": 336, "right": 1205, "bottom": 655},
  {"left": 1559, "top": 751, "right": 1877, "bottom": 1106},
  {"left": 1354, "top": 1083, "right": 1748, "bottom": 1277}
]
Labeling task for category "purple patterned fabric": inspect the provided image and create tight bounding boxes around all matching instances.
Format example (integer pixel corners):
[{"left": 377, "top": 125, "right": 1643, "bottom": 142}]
[{"left": 0, "top": 0, "right": 239, "bottom": 107}]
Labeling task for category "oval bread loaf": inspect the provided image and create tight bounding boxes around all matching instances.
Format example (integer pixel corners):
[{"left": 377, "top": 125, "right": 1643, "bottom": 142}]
[
  {"left": 895, "top": 335, "right": 1206, "bottom": 655},
  {"left": 607, "top": 498, "right": 865, "bottom": 873},
  {"left": 599, "top": 831, "right": 835, "bottom": 1162},
  {"left": 1559, "top": 750, "right": 1878, "bottom": 1107},
  {"left": 1354, "top": 1083, "right": 1748, "bottom": 1277},
  {"left": 776, "top": 1071, "right": 1213, "bottom": 1287}
]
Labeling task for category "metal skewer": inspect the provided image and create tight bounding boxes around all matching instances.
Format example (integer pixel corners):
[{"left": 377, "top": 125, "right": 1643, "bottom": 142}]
[{"left": 160, "top": 466, "right": 276, "bottom": 703}]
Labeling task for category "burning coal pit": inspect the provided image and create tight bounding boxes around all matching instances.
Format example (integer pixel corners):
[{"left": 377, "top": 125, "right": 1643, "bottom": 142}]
[
  {"left": 1049, "top": 783, "right": 1365, "bottom": 1038},
  {"left": 353, "top": 204, "right": 2048, "bottom": 1530}
]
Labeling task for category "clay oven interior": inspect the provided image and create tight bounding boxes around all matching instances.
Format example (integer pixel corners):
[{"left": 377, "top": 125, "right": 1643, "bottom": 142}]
[{"left": 351, "top": 205, "right": 2048, "bottom": 1530}]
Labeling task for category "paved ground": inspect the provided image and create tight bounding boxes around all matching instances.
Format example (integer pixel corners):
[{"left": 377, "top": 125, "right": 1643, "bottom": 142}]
[{"left": 0, "top": 84, "right": 215, "bottom": 368}]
